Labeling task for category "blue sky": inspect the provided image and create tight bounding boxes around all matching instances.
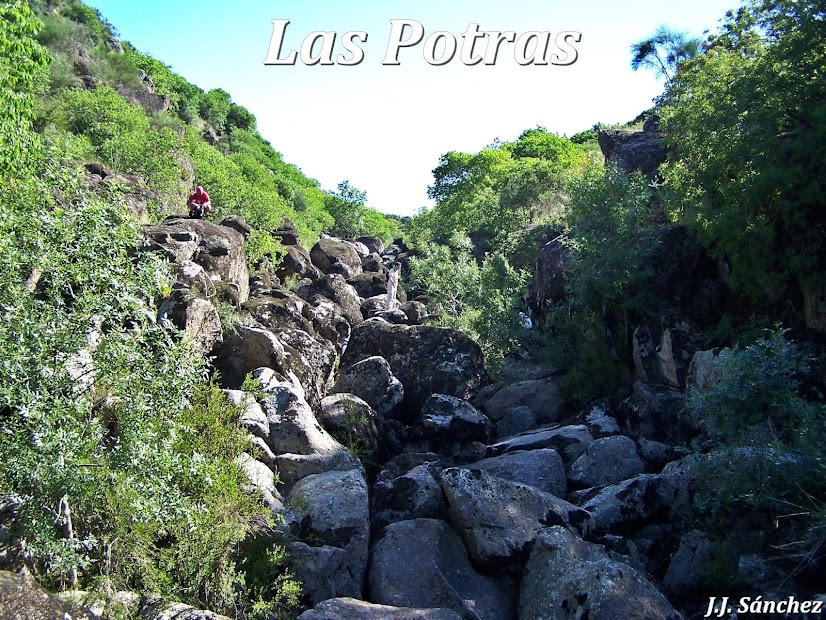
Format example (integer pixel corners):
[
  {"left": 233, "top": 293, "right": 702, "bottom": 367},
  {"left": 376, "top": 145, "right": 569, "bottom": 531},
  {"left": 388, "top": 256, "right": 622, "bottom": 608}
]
[{"left": 85, "top": 0, "right": 740, "bottom": 217}]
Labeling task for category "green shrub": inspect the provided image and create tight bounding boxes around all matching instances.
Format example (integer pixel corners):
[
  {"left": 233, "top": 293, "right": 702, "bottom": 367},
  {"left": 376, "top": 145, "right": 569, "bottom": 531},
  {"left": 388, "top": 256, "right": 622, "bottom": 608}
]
[
  {"left": 0, "top": 154, "right": 266, "bottom": 611},
  {"left": 61, "top": 2, "right": 110, "bottom": 44},
  {"left": 408, "top": 235, "right": 528, "bottom": 368},
  {"left": 688, "top": 328, "right": 826, "bottom": 562}
]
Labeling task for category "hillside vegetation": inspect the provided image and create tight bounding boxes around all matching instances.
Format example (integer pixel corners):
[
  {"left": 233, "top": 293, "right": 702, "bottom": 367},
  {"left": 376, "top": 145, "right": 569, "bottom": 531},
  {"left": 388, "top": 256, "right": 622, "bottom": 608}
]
[{"left": 1, "top": 0, "right": 825, "bottom": 618}]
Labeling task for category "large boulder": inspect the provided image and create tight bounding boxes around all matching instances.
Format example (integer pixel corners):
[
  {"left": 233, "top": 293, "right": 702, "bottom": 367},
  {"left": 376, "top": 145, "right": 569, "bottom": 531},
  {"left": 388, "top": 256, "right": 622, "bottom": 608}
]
[
  {"left": 211, "top": 325, "right": 294, "bottom": 389},
  {"left": 284, "top": 469, "right": 370, "bottom": 597},
  {"left": 440, "top": 468, "right": 591, "bottom": 566},
  {"left": 618, "top": 381, "right": 698, "bottom": 445},
  {"left": 598, "top": 127, "right": 667, "bottom": 177},
  {"left": 488, "top": 425, "right": 594, "bottom": 467},
  {"left": 158, "top": 289, "right": 221, "bottom": 355},
  {"left": 519, "top": 527, "right": 682, "bottom": 620},
  {"left": 276, "top": 328, "right": 337, "bottom": 409},
  {"left": 298, "top": 597, "right": 463, "bottom": 620},
  {"left": 356, "top": 236, "right": 384, "bottom": 254},
  {"left": 276, "top": 245, "right": 322, "bottom": 282},
  {"left": 319, "top": 393, "right": 381, "bottom": 457},
  {"left": 259, "top": 380, "right": 357, "bottom": 485},
  {"left": 481, "top": 377, "right": 565, "bottom": 426},
  {"left": 236, "top": 453, "right": 283, "bottom": 514},
  {"left": 469, "top": 449, "right": 567, "bottom": 498},
  {"left": 0, "top": 571, "right": 95, "bottom": 620},
  {"left": 295, "top": 274, "right": 364, "bottom": 326},
  {"left": 243, "top": 292, "right": 315, "bottom": 335},
  {"left": 287, "top": 543, "right": 361, "bottom": 605},
  {"left": 330, "top": 356, "right": 404, "bottom": 419},
  {"left": 568, "top": 435, "right": 645, "bottom": 488},
  {"left": 272, "top": 217, "right": 301, "bottom": 246},
  {"left": 581, "top": 473, "right": 676, "bottom": 536},
  {"left": 311, "top": 236, "right": 363, "bottom": 278},
  {"left": 347, "top": 272, "right": 389, "bottom": 299},
  {"left": 662, "top": 529, "right": 716, "bottom": 602},
  {"left": 371, "top": 453, "right": 449, "bottom": 532},
  {"left": 341, "top": 322, "right": 487, "bottom": 418},
  {"left": 413, "top": 394, "right": 492, "bottom": 445},
  {"left": 368, "top": 519, "right": 515, "bottom": 620},
  {"left": 156, "top": 218, "right": 250, "bottom": 305}
]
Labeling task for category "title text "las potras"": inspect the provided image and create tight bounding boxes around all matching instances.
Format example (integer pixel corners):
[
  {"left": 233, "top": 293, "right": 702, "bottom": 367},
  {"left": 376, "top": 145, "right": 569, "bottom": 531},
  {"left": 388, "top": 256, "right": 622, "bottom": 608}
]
[{"left": 264, "top": 20, "right": 582, "bottom": 67}]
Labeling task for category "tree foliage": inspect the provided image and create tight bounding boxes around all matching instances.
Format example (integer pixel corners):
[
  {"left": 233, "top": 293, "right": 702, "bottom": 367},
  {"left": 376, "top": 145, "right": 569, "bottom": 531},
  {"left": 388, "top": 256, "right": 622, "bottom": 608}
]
[
  {"left": 660, "top": 0, "right": 826, "bottom": 296},
  {"left": 420, "top": 128, "right": 584, "bottom": 251},
  {"left": 0, "top": 0, "right": 49, "bottom": 178},
  {"left": 630, "top": 25, "right": 703, "bottom": 89}
]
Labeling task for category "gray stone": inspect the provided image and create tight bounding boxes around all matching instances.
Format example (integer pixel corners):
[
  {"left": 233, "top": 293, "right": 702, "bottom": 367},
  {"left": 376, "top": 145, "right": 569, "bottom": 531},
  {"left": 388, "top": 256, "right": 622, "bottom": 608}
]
[
  {"left": 519, "top": 526, "right": 681, "bottom": 620},
  {"left": 276, "top": 328, "right": 336, "bottom": 409},
  {"left": 492, "top": 406, "right": 537, "bottom": 439},
  {"left": 341, "top": 322, "right": 487, "bottom": 419},
  {"left": 469, "top": 449, "right": 567, "bottom": 498},
  {"left": 236, "top": 453, "right": 283, "bottom": 514},
  {"left": 331, "top": 356, "right": 404, "bottom": 419},
  {"left": 0, "top": 571, "right": 95, "bottom": 620},
  {"left": 295, "top": 274, "right": 364, "bottom": 326},
  {"left": 368, "top": 519, "right": 515, "bottom": 620},
  {"left": 638, "top": 438, "right": 678, "bottom": 468},
  {"left": 583, "top": 400, "right": 621, "bottom": 438},
  {"left": 598, "top": 128, "right": 667, "bottom": 177},
  {"left": 482, "top": 377, "right": 565, "bottom": 425},
  {"left": 243, "top": 293, "right": 314, "bottom": 335},
  {"left": 320, "top": 393, "right": 380, "bottom": 456},
  {"left": 212, "top": 325, "right": 295, "bottom": 390},
  {"left": 371, "top": 457, "right": 448, "bottom": 531},
  {"left": 287, "top": 543, "right": 361, "bottom": 606},
  {"left": 276, "top": 245, "right": 322, "bottom": 282},
  {"left": 686, "top": 348, "right": 724, "bottom": 395},
  {"left": 488, "top": 425, "right": 594, "bottom": 466},
  {"left": 297, "top": 597, "right": 463, "bottom": 620},
  {"left": 311, "top": 236, "right": 363, "bottom": 279},
  {"left": 618, "top": 381, "right": 697, "bottom": 445},
  {"left": 663, "top": 530, "right": 716, "bottom": 600},
  {"left": 440, "top": 468, "right": 592, "bottom": 566},
  {"left": 581, "top": 474, "right": 676, "bottom": 536},
  {"left": 568, "top": 435, "right": 645, "bottom": 488},
  {"left": 158, "top": 217, "right": 250, "bottom": 305},
  {"left": 414, "top": 394, "right": 492, "bottom": 444},
  {"left": 259, "top": 380, "right": 356, "bottom": 485},
  {"left": 225, "top": 390, "right": 268, "bottom": 440},
  {"left": 285, "top": 469, "right": 370, "bottom": 597},
  {"left": 158, "top": 289, "right": 223, "bottom": 355}
]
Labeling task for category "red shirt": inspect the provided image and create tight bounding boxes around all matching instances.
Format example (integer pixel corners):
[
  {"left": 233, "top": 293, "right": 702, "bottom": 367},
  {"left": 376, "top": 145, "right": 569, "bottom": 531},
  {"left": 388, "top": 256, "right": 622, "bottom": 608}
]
[{"left": 187, "top": 188, "right": 210, "bottom": 206}]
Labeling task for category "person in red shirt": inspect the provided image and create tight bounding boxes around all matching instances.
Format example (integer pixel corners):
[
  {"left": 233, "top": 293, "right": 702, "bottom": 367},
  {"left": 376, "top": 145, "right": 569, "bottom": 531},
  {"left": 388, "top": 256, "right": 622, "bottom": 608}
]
[{"left": 187, "top": 185, "right": 211, "bottom": 219}]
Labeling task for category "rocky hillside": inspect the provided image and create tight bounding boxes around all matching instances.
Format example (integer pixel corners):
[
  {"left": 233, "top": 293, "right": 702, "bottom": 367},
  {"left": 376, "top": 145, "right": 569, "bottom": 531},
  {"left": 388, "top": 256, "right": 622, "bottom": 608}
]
[
  {"left": 2, "top": 1, "right": 826, "bottom": 619},
  {"left": 7, "top": 190, "right": 823, "bottom": 618}
]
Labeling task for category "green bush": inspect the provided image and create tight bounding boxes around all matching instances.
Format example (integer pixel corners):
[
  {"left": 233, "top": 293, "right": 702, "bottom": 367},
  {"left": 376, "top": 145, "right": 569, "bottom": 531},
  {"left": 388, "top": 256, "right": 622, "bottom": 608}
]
[
  {"left": 61, "top": 2, "right": 110, "bottom": 44},
  {"left": 408, "top": 234, "right": 528, "bottom": 368},
  {"left": 660, "top": 0, "right": 826, "bottom": 296},
  {"left": 688, "top": 328, "right": 826, "bottom": 560},
  {"left": 0, "top": 149, "right": 268, "bottom": 611}
]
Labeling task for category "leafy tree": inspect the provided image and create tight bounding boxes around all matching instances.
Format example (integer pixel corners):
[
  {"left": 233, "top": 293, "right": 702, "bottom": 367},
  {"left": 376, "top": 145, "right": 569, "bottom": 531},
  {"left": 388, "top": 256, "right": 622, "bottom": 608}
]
[
  {"left": 227, "top": 102, "right": 255, "bottom": 131},
  {"left": 631, "top": 25, "right": 703, "bottom": 88},
  {"left": 0, "top": 0, "right": 49, "bottom": 178},
  {"left": 335, "top": 179, "right": 367, "bottom": 205},
  {"left": 408, "top": 233, "right": 528, "bottom": 366},
  {"left": 660, "top": 0, "right": 826, "bottom": 297},
  {"left": 421, "top": 129, "right": 583, "bottom": 251},
  {"left": 199, "top": 88, "right": 231, "bottom": 132}
]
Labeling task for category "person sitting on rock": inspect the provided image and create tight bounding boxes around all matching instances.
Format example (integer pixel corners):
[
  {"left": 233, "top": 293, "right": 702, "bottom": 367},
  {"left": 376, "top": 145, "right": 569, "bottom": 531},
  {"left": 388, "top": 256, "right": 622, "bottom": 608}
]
[
  {"left": 386, "top": 261, "right": 402, "bottom": 310},
  {"left": 187, "top": 185, "right": 211, "bottom": 219}
]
